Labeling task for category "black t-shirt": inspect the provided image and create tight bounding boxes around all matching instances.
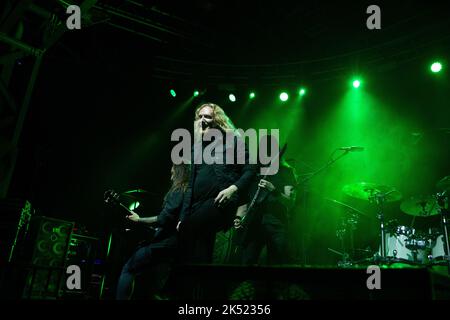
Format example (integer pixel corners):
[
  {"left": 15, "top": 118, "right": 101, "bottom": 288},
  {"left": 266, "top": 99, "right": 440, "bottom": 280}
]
[
  {"left": 192, "top": 139, "right": 222, "bottom": 203},
  {"left": 157, "top": 189, "right": 184, "bottom": 229},
  {"left": 192, "top": 163, "right": 221, "bottom": 202}
]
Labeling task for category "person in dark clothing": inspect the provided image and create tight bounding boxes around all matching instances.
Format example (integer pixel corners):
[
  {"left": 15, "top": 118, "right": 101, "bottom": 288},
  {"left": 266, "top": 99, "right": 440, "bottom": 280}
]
[
  {"left": 116, "top": 164, "right": 189, "bottom": 300},
  {"left": 178, "top": 103, "right": 256, "bottom": 264},
  {"left": 235, "top": 159, "right": 297, "bottom": 265}
]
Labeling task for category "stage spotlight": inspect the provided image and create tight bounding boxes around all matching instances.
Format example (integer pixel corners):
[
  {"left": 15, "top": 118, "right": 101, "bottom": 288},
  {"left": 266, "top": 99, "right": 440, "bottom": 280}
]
[
  {"left": 431, "top": 62, "right": 442, "bottom": 73},
  {"left": 249, "top": 92, "right": 256, "bottom": 99},
  {"left": 229, "top": 94, "right": 236, "bottom": 102},
  {"left": 193, "top": 90, "right": 200, "bottom": 97},
  {"left": 352, "top": 80, "right": 361, "bottom": 89},
  {"left": 279, "top": 92, "right": 289, "bottom": 102},
  {"left": 170, "top": 89, "right": 176, "bottom": 97},
  {"left": 299, "top": 88, "right": 306, "bottom": 96}
]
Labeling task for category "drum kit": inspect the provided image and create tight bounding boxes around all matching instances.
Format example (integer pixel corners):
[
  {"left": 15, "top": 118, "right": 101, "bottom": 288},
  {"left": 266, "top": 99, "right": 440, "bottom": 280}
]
[{"left": 332, "top": 176, "right": 450, "bottom": 268}]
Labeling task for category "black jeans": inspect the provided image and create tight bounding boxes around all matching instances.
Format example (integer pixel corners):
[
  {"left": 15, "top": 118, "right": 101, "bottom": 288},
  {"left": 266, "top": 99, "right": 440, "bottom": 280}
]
[
  {"left": 242, "top": 216, "right": 288, "bottom": 266},
  {"left": 116, "top": 235, "right": 177, "bottom": 300},
  {"left": 179, "top": 198, "right": 236, "bottom": 264}
]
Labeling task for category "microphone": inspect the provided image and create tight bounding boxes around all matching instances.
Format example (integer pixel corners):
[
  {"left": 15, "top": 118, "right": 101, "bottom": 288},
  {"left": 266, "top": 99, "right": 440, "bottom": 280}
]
[{"left": 339, "top": 146, "right": 364, "bottom": 152}]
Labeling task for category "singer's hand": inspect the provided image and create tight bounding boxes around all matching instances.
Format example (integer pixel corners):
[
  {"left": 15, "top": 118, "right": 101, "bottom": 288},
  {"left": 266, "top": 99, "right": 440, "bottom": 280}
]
[
  {"left": 195, "top": 118, "right": 209, "bottom": 131},
  {"left": 194, "top": 119, "right": 203, "bottom": 131},
  {"left": 194, "top": 119, "right": 204, "bottom": 142},
  {"left": 215, "top": 185, "right": 238, "bottom": 206}
]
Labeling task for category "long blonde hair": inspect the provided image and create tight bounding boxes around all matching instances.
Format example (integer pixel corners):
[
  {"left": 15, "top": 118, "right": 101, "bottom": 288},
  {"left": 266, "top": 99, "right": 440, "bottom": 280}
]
[{"left": 195, "top": 103, "right": 236, "bottom": 133}]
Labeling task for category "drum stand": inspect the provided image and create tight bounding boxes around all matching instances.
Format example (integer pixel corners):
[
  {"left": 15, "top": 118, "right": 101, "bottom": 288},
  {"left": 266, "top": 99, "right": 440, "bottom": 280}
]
[
  {"left": 371, "top": 192, "right": 391, "bottom": 264},
  {"left": 296, "top": 148, "right": 355, "bottom": 265},
  {"left": 436, "top": 191, "right": 450, "bottom": 274},
  {"left": 330, "top": 211, "right": 358, "bottom": 267}
]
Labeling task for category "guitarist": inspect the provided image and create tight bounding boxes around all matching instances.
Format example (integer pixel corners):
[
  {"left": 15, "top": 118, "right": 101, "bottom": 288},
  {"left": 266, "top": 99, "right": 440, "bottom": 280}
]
[
  {"left": 116, "top": 163, "right": 189, "bottom": 300},
  {"left": 235, "top": 156, "right": 297, "bottom": 266}
]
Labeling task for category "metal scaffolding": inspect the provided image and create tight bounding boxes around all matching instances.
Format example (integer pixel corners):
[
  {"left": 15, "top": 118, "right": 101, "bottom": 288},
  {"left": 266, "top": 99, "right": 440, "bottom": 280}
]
[{"left": 0, "top": 0, "right": 98, "bottom": 198}]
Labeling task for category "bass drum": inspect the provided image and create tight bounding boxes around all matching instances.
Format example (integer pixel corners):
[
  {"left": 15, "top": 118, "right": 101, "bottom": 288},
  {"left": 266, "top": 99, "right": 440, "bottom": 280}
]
[
  {"left": 381, "top": 228, "right": 429, "bottom": 264},
  {"left": 430, "top": 234, "right": 448, "bottom": 262}
]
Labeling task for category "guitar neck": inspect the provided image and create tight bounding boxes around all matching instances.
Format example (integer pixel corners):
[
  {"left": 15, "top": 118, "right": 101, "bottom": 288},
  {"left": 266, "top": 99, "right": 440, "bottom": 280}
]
[
  {"left": 118, "top": 202, "right": 133, "bottom": 214},
  {"left": 248, "top": 187, "right": 261, "bottom": 212}
]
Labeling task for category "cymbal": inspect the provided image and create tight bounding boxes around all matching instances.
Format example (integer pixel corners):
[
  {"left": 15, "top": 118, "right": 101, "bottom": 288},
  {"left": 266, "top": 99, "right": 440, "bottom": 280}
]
[
  {"left": 342, "top": 182, "right": 402, "bottom": 203},
  {"left": 123, "top": 189, "right": 152, "bottom": 195},
  {"left": 400, "top": 196, "right": 440, "bottom": 217},
  {"left": 437, "top": 176, "right": 450, "bottom": 192},
  {"left": 325, "top": 198, "right": 368, "bottom": 217},
  {"left": 121, "top": 189, "right": 160, "bottom": 199}
]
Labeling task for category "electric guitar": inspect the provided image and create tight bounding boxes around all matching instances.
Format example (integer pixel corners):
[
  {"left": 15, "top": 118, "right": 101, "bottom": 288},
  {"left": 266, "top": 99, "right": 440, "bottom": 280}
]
[
  {"left": 236, "top": 143, "right": 288, "bottom": 244},
  {"left": 103, "top": 189, "right": 164, "bottom": 241}
]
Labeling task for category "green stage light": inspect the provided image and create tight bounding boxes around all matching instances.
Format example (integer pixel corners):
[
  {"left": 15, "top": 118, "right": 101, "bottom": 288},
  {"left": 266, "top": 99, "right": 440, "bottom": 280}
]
[
  {"left": 249, "top": 92, "right": 256, "bottom": 99},
  {"left": 229, "top": 94, "right": 236, "bottom": 102},
  {"left": 352, "top": 80, "right": 361, "bottom": 89},
  {"left": 279, "top": 92, "right": 289, "bottom": 102},
  {"left": 299, "top": 88, "right": 306, "bottom": 96},
  {"left": 170, "top": 89, "right": 176, "bottom": 97},
  {"left": 431, "top": 62, "right": 442, "bottom": 73},
  {"left": 193, "top": 90, "right": 200, "bottom": 97}
]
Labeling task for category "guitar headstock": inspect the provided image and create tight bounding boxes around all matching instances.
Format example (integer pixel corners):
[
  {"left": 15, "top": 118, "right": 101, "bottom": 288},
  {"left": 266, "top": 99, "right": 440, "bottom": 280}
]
[
  {"left": 280, "top": 143, "right": 287, "bottom": 158},
  {"left": 104, "top": 189, "right": 120, "bottom": 204}
]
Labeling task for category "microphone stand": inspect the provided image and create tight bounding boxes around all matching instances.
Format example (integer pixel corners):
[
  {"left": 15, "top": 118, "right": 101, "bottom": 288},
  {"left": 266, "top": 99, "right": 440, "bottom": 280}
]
[
  {"left": 295, "top": 149, "right": 355, "bottom": 265},
  {"left": 295, "top": 148, "right": 354, "bottom": 187}
]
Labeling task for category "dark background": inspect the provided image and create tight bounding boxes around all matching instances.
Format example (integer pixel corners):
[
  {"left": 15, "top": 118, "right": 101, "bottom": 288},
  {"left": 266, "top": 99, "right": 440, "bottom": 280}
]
[{"left": 3, "top": 0, "right": 450, "bottom": 266}]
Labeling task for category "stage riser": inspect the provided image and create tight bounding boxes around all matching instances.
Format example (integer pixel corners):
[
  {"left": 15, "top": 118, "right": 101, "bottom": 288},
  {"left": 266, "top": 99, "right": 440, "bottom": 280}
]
[{"left": 169, "top": 265, "right": 450, "bottom": 300}]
